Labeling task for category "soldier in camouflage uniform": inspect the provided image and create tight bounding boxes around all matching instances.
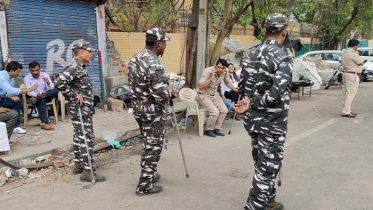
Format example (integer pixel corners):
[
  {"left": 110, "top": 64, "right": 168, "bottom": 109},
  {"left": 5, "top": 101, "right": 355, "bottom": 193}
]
[
  {"left": 128, "top": 28, "right": 174, "bottom": 196},
  {"left": 235, "top": 13, "right": 293, "bottom": 210},
  {"left": 56, "top": 41, "right": 105, "bottom": 182}
]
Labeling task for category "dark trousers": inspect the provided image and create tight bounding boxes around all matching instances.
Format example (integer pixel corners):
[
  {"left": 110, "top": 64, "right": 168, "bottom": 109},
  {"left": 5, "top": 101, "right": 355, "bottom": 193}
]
[
  {"left": 0, "top": 98, "right": 22, "bottom": 128},
  {"left": 0, "top": 109, "right": 18, "bottom": 138},
  {"left": 31, "top": 88, "right": 59, "bottom": 123},
  {"left": 224, "top": 90, "right": 240, "bottom": 103}
]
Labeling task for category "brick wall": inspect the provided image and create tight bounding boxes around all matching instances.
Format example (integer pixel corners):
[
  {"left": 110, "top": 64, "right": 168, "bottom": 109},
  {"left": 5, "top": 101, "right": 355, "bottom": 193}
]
[{"left": 107, "top": 32, "right": 186, "bottom": 74}]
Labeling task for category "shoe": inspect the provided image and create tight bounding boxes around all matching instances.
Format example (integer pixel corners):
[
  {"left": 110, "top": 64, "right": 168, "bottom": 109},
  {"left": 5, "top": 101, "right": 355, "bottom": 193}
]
[
  {"left": 204, "top": 130, "right": 216, "bottom": 137},
  {"left": 213, "top": 129, "right": 225, "bottom": 136},
  {"left": 341, "top": 114, "right": 356, "bottom": 118},
  {"left": 264, "top": 200, "right": 284, "bottom": 210},
  {"left": 28, "top": 97, "right": 37, "bottom": 105},
  {"left": 41, "top": 123, "right": 54, "bottom": 130},
  {"left": 350, "top": 112, "right": 357, "bottom": 116},
  {"left": 13, "top": 127, "right": 26, "bottom": 134},
  {"left": 73, "top": 162, "right": 96, "bottom": 174},
  {"left": 136, "top": 186, "right": 163, "bottom": 196},
  {"left": 152, "top": 173, "right": 161, "bottom": 183},
  {"left": 80, "top": 169, "right": 105, "bottom": 182}
]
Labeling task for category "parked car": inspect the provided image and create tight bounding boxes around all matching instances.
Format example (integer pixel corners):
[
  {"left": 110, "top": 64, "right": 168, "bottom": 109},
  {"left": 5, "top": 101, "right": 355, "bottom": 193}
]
[
  {"left": 358, "top": 47, "right": 373, "bottom": 62},
  {"left": 295, "top": 50, "right": 342, "bottom": 69},
  {"left": 362, "top": 61, "right": 373, "bottom": 81}
]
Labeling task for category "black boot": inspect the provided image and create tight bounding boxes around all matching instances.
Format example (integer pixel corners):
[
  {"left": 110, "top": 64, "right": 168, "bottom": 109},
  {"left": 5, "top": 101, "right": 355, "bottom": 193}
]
[
  {"left": 204, "top": 130, "right": 216, "bottom": 137},
  {"left": 152, "top": 173, "right": 161, "bottom": 183},
  {"left": 264, "top": 200, "right": 284, "bottom": 210},
  {"left": 73, "top": 162, "right": 97, "bottom": 174},
  {"left": 80, "top": 169, "right": 106, "bottom": 182},
  {"left": 213, "top": 129, "right": 225, "bottom": 136},
  {"left": 136, "top": 185, "right": 163, "bottom": 196}
]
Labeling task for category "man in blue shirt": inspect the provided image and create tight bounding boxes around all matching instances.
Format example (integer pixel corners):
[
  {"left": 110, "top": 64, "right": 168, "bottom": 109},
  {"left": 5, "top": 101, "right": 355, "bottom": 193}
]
[{"left": 0, "top": 61, "right": 38, "bottom": 134}]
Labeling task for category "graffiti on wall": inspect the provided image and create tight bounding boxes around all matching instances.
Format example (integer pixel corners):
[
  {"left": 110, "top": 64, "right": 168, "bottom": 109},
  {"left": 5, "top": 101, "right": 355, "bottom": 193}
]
[{"left": 45, "top": 39, "right": 83, "bottom": 74}]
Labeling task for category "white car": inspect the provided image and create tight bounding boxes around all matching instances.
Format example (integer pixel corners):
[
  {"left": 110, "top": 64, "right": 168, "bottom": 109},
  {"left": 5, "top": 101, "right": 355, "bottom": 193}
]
[
  {"left": 295, "top": 50, "right": 342, "bottom": 69},
  {"left": 358, "top": 47, "right": 373, "bottom": 62}
]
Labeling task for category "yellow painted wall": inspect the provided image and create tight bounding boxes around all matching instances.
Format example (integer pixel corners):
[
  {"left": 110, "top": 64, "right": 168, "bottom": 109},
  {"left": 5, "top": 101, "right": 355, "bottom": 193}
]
[
  {"left": 369, "top": 40, "right": 373, "bottom": 47},
  {"left": 229, "top": 35, "right": 262, "bottom": 47},
  {"left": 107, "top": 32, "right": 186, "bottom": 74}
]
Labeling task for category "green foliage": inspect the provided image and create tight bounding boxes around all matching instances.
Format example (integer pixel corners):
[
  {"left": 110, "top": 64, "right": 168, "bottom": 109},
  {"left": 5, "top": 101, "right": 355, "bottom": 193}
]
[
  {"left": 210, "top": 0, "right": 373, "bottom": 48},
  {"left": 109, "top": 0, "right": 187, "bottom": 32}
]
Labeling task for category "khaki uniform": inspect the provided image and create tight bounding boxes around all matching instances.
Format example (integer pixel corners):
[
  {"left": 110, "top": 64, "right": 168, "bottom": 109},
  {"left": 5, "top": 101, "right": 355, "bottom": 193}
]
[
  {"left": 197, "top": 66, "right": 230, "bottom": 131},
  {"left": 341, "top": 48, "right": 363, "bottom": 115}
]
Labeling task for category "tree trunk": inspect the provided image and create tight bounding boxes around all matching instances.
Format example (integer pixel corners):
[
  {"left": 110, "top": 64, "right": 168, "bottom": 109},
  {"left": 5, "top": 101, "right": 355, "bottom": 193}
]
[
  {"left": 185, "top": 0, "right": 199, "bottom": 87},
  {"left": 209, "top": 0, "right": 230, "bottom": 66},
  {"left": 210, "top": 28, "right": 229, "bottom": 66}
]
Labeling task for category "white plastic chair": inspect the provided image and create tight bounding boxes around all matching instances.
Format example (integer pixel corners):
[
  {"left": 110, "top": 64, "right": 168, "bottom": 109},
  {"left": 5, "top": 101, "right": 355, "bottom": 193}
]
[
  {"left": 179, "top": 88, "right": 207, "bottom": 137},
  {"left": 20, "top": 84, "right": 58, "bottom": 127}
]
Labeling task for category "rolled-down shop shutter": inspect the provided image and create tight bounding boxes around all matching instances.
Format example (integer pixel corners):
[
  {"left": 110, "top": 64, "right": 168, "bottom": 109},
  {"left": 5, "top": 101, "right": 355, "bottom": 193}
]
[
  {"left": 0, "top": 39, "right": 3, "bottom": 70},
  {"left": 6, "top": 0, "right": 101, "bottom": 96}
]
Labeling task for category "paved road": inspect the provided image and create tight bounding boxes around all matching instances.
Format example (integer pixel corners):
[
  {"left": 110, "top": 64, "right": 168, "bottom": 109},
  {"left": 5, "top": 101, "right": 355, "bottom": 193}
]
[{"left": 1, "top": 81, "right": 372, "bottom": 210}]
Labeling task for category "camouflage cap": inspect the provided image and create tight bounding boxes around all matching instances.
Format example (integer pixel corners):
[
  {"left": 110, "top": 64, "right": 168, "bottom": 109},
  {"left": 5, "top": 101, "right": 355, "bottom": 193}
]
[
  {"left": 146, "top": 28, "right": 172, "bottom": 42},
  {"left": 72, "top": 41, "right": 96, "bottom": 51},
  {"left": 264, "top": 13, "right": 288, "bottom": 34}
]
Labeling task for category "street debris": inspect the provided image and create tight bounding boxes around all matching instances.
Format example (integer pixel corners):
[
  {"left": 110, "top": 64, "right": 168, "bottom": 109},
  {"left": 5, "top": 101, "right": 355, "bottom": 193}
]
[{"left": 0, "top": 129, "right": 144, "bottom": 187}]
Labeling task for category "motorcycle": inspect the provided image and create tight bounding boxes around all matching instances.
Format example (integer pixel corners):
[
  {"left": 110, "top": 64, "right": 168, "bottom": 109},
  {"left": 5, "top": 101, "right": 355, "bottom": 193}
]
[
  {"left": 325, "top": 62, "right": 368, "bottom": 90},
  {"left": 325, "top": 65, "right": 343, "bottom": 89}
]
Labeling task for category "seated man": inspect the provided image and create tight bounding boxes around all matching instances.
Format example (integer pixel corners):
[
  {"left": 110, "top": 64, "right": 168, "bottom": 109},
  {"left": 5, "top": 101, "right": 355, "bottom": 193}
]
[
  {"left": 24, "top": 61, "right": 59, "bottom": 130},
  {"left": 0, "top": 61, "right": 38, "bottom": 134},
  {"left": 0, "top": 107, "right": 18, "bottom": 140},
  {"left": 197, "top": 58, "right": 239, "bottom": 137}
]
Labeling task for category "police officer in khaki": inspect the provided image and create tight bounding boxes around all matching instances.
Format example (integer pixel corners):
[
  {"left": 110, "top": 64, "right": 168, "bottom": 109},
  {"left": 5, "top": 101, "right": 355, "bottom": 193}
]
[
  {"left": 197, "top": 58, "right": 238, "bottom": 137},
  {"left": 341, "top": 39, "right": 364, "bottom": 118}
]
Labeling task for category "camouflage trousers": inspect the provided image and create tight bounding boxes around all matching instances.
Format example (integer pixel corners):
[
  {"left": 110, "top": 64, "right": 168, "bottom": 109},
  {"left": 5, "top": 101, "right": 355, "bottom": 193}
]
[
  {"left": 71, "top": 115, "right": 95, "bottom": 170},
  {"left": 135, "top": 117, "right": 165, "bottom": 194},
  {"left": 245, "top": 132, "right": 286, "bottom": 210}
]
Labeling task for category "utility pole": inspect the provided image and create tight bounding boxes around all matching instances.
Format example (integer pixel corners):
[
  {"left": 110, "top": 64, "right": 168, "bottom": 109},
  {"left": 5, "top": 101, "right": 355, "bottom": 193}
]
[{"left": 195, "top": 0, "right": 208, "bottom": 86}]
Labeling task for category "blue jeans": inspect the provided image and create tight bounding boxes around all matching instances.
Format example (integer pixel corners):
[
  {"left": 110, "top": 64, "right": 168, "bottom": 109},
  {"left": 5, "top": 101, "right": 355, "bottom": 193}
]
[
  {"left": 224, "top": 99, "right": 233, "bottom": 111},
  {"left": 0, "top": 97, "right": 22, "bottom": 128},
  {"left": 31, "top": 88, "right": 59, "bottom": 124}
]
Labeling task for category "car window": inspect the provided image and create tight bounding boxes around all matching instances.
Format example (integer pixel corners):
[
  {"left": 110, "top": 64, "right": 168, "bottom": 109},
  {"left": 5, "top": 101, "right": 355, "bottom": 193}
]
[
  {"left": 333, "top": 53, "right": 341, "bottom": 60},
  {"left": 359, "top": 49, "right": 373, "bottom": 56},
  {"left": 307, "top": 53, "right": 321, "bottom": 58}
]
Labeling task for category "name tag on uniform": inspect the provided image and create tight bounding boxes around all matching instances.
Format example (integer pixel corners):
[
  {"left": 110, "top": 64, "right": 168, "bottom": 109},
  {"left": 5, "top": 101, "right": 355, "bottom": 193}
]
[{"left": 156, "top": 63, "right": 163, "bottom": 70}]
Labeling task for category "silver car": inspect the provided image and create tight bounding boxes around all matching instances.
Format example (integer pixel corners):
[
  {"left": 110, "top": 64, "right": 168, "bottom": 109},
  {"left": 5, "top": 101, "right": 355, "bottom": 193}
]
[{"left": 295, "top": 50, "right": 342, "bottom": 69}]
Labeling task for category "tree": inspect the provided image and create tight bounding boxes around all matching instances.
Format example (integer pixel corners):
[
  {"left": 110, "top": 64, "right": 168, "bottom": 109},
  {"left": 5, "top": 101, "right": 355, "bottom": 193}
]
[
  {"left": 289, "top": 0, "right": 373, "bottom": 49},
  {"left": 209, "top": 0, "right": 254, "bottom": 66},
  {"left": 107, "top": 0, "right": 187, "bottom": 32}
]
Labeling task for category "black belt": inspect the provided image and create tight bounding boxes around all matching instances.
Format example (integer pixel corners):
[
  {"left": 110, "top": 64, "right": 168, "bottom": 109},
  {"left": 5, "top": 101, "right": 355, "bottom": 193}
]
[{"left": 198, "top": 92, "right": 215, "bottom": 96}]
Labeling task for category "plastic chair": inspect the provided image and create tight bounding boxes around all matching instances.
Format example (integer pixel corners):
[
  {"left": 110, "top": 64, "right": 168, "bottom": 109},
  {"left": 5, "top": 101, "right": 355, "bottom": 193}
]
[
  {"left": 57, "top": 92, "right": 66, "bottom": 122},
  {"left": 20, "top": 84, "right": 58, "bottom": 127},
  {"left": 179, "top": 88, "right": 207, "bottom": 137}
]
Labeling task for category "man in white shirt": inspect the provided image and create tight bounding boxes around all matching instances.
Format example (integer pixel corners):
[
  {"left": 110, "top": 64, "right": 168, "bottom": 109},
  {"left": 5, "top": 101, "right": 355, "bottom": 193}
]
[{"left": 24, "top": 61, "right": 59, "bottom": 130}]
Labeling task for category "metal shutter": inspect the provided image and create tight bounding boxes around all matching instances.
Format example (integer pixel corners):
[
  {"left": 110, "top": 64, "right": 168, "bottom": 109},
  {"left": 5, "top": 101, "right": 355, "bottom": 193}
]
[
  {"left": 0, "top": 38, "right": 3, "bottom": 70},
  {"left": 7, "top": 0, "right": 101, "bottom": 96}
]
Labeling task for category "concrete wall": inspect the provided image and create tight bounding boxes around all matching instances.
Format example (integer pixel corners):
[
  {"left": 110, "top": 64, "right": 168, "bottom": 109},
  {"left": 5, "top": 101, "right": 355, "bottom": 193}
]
[{"left": 107, "top": 32, "right": 186, "bottom": 74}]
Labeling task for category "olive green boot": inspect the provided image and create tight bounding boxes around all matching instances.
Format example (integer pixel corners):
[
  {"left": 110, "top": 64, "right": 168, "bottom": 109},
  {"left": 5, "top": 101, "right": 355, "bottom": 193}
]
[
  {"left": 264, "top": 200, "right": 284, "bottom": 210},
  {"left": 80, "top": 169, "right": 106, "bottom": 182}
]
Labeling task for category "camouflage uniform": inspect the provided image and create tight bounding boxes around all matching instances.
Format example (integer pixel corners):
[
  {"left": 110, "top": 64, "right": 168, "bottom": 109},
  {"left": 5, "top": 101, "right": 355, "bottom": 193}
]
[
  {"left": 239, "top": 13, "right": 293, "bottom": 210},
  {"left": 56, "top": 41, "right": 96, "bottom": 170},
  {"left": 127, "top": 28, "right": 171, "bottom": 195}
]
